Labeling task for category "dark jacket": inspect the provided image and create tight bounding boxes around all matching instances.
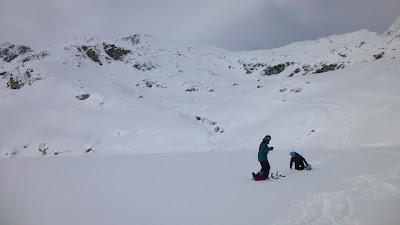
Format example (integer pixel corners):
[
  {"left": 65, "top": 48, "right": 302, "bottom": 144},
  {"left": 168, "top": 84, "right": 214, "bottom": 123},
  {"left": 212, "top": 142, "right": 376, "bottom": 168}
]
[
  {"left": 290, "top": 152, "right": 308, "bottom": 169},
  {"left": 258, "top": 137, "right": 273, "bottom": 161}
]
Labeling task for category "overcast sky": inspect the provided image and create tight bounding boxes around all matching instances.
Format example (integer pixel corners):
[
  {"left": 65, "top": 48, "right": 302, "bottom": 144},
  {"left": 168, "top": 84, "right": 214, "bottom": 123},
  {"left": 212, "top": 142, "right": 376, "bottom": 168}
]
[{"left": 1, "top": 0, "right": 400, "bottom": 51}]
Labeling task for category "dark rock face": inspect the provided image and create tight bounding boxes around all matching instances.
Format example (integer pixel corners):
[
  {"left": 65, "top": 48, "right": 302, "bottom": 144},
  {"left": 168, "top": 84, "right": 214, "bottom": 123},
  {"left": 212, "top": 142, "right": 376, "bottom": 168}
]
[
  {"left": 315, "top": 63, "right": 345, "bottom": 74},
  {"left": 21, "top": 51, "right": 49, "bottom": 63},
  {"left": 373, "top": 52, "right": 385, "bottom": 60},
  {"left": 261, "top": 62, "right": 295, "bottom": 76},
  {"left": 76, "top": 94, "right": 90, "bottom": 100},
  {"left": 121, "top": 34, "right": 141, "bottom": 45},
  {"left": 103, "top": 43, "right": 131, "bottom": 61},
  {"left": 79, "top": 46, "right": 103, "bottom": 65},
  {"left": 242, "top": 62, "right": 267, "bottom": 74},
  {"left": 263, "top": 64, "right": 285, "bottom": 75},
  {"left": 133, "top": 62, "right": 158, "bottom": 71},
  {"left": 77, "top": 45, "right": 103, "bottom": 66},
  {"left": 0, "top": 43, "right": 34, "bottom": 62},
  {"left": 4, "top": 68, "right": 44, "bottom": 89},
  {"left": 242, "top": 62, "right": 295, "bottom": 76},
  {"left": 315, "top": 64, "right": 329, "bottom": 73},
  {"left": 7, "top": 76, "right": 23, "bottom": 89}
]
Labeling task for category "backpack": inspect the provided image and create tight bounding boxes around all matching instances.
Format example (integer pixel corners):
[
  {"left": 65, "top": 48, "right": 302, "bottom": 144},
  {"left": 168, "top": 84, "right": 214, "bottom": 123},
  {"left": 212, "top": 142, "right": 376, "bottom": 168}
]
[{"left": 305, "top": 164, "right": 312, "bottom": 170}]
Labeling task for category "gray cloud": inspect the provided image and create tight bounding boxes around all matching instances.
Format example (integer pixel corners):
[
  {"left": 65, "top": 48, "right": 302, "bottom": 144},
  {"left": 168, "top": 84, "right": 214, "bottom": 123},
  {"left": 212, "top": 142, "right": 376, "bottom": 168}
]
[
  {"left": 0, "top": 0, "right": 399, "bottom": 51},
  {"left": 205, "top": 0, "right": 400, "bottom": 51}
]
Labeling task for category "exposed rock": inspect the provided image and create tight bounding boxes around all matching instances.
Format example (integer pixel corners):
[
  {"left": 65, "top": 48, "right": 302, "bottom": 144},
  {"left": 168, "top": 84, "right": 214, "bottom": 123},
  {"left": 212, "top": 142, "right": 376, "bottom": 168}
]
[
  {"left": 139, "top": 79, "right": 166, "bottom": 88},
  {"left": 38, "top": 143, "right": 49, "bottom": 156},
  {"left": 290, "top": 88, "right": 302, "bottom": 93},
  {"left": 80, "top": 46, "right": 102, "bottom": 65},
  {"left": 242, "top": 62, "right": 266, "bottom": 74},
  {"left": 356, "top": 42, "right": 365, "bottom": 48},
  {"left": 315, "top": 63, "right": 345, "bottom": 74},
  {"left": 263, "top": 64, "right": 286, "bottom": 75},
  {"left": 262, "top": 62, "right": 294, "bottom": 76},
  {"left": 76, "top": 94, "right": 90, "bottom": 100},
  {"left": 133, "top": 62, "right": 157, "bottom": 71},
  {"left": 7, "top": 76, "right": 23, "bottom": 89},
  {"left": 0, "top": 43, "right": 33, "bottom": 62},
  {"left": 185, "top": 87, "right": 198, "bottom": 92},
  {"left": 121, "top": 34, "right": 141, "bottom": 45},
  {"left": 21, "top": 51, "right": 49, "bottom": 63},
  {"left": 315, "top": 65, "right": 329, "bottom": 73},
  {"left": 302, "top": 65, "right": 314, "bottom": 75},
  {"left": 4, "top": 54, "right": 18, "bottom": 62},
  {"left": 373, "top": 52, "right": 385, "bottom": 60},
  {"left": 103, "top": 43, "right": 131, "bottom": 61}
]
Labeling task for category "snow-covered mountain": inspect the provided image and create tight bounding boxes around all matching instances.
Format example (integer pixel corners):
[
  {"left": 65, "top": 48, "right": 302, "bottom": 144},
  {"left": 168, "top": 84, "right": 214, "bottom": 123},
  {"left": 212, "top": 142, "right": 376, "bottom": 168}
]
[
  {"left": 1, "top": 17, "right": 400, "bottom": 225},
  {"left": 1, "top": 19, "right": 400, "bottom": 158}
]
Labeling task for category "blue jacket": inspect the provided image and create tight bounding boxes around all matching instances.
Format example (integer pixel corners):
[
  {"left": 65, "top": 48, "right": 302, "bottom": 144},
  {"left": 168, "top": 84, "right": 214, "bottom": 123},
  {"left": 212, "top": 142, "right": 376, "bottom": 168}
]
[{"left": 258, "top": 137, "right": 273, "bottom": 161}]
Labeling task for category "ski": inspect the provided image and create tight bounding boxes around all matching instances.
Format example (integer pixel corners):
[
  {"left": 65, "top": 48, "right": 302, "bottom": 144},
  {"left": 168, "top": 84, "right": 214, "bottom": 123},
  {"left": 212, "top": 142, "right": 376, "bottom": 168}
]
[
  {"left": 252, "top": 171, "right": 286, "bottom": 181},
  {"left": 270, "top": 172, "right": 279, "bottom": 179},
  {"left": 276, "top": 171, "right": 285, "bottom": 177}
]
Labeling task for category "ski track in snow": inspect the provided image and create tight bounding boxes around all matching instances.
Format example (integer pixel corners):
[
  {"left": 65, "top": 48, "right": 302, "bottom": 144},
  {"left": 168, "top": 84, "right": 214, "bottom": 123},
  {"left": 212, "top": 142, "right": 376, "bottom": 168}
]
[
  {"left": 345, "top": 173, "right": 400, "bottom": 201},
  {"left": 274, "top": 164, "right": 400, "bottom": 225},
  {"left": 274, "top": 190, "right": 358, "bottom": 225}
]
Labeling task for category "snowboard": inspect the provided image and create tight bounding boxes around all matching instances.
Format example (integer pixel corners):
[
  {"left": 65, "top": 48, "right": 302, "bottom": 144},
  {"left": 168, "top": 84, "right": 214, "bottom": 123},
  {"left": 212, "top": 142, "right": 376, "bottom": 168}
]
[
  {"left": 252, "top": 172, "right": 267, "bottom": 181},
  {"left": 252, "top": 172, "right": 285, "bottom": 181}
]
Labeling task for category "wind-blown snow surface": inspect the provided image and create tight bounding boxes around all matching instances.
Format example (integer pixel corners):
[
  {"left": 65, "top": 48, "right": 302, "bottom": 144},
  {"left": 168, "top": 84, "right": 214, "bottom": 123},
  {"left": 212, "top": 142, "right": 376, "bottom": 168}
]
[{"left": 1, "top": 20, "right": 400, "bottom": 224}]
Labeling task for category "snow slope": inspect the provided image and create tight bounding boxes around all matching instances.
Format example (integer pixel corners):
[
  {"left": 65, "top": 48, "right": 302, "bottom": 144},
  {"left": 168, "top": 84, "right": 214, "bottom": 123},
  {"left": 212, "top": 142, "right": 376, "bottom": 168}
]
[
  {"left": 1, "top": 29, "right": 399, "bottom": 157},
  {"left": 0, "top": 17, "right": 400, "bottom": 225}
]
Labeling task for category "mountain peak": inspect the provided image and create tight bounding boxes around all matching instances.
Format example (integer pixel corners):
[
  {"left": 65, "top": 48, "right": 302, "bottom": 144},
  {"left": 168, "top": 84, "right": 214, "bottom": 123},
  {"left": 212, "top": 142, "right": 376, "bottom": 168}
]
[{"left": 384, "top": 17, "right": 400, "bottom": 38}]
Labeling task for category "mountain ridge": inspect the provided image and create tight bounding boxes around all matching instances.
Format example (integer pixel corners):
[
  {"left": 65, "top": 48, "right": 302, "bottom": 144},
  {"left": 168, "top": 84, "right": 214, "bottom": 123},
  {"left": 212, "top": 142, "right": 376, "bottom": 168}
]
[{"left": 1, "top": 17, "right": 400, "bottom": 157}]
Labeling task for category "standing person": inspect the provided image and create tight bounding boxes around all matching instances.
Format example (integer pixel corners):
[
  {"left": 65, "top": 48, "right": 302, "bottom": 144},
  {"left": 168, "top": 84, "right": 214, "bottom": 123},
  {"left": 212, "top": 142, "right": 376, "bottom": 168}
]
[
  {"left": 257, "top": 135, "right": 274, "bottom": 179},
  {"left": 290, "top": 151, "right": 309, "bottom": 170}
]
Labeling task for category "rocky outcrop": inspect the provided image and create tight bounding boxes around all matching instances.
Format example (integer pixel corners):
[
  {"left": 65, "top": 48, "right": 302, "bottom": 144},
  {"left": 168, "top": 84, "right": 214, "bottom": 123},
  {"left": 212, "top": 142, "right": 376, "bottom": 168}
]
[
  {"left": 262, "top": 62, "right": 295, "bottom": 76},
  {"left": 121, "top": 34, "right": 141, "bottom": 45},
  {"left": 4, "top": 68, "right": 47, "bottom": 89},
  {"left": 21, "top": 51, "right": 49, "bottom": 63},
  {"left": 242, "top": 62, "right": 266, "bottom": 74},
  {"left": 315, "top": 63, "right": 345, "bottom": 74},
  {"left": 76, "top": 94, "right": 90, "bottom": 100},
  {"left": 103, "top": 43, "right": 131, "bottom": 61},
  {"left": 242, "top": 62, "right": 295, "bottom": 75},
  {"left": 373, "top": 52, "right": 385, "bottom": 60},
  {"left": 7, "top": 76, "right": 23, "bottom": 89},
  {"left": 133, "top": 62, "right": 158, "bottom": 71},
  {"left": 78, "top": 45, "right": 103, "bottom": 65},
  {"left": 0, "top": 43, "right": 33, "bottom": 62}
]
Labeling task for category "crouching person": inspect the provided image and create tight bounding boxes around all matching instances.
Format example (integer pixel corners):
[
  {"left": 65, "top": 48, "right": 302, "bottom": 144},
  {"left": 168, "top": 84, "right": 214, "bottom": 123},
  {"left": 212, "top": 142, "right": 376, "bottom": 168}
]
[{"left": 290, "top": 151, "right": 310, "bottom": 170}]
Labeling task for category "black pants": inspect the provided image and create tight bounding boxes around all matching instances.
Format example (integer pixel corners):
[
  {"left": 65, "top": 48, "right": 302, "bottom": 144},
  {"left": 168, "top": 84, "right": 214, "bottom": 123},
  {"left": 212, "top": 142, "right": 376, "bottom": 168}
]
[
  {"left": 295, "top": 163, "right": 305, "bottom": 170},
  {"left": 260, "top": 160, "right": 270, "bottom": 178}
]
